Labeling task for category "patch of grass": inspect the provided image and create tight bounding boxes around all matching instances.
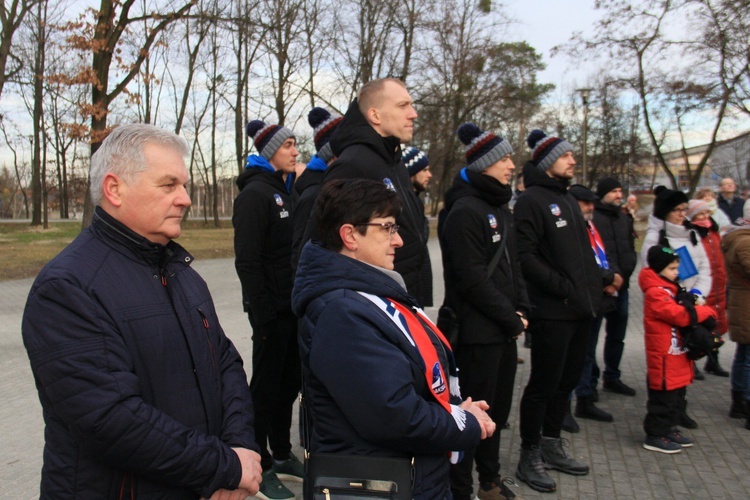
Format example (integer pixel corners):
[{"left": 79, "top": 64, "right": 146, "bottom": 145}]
[{"left": 0, "top": 218, "right": 236, "bottom": 281}]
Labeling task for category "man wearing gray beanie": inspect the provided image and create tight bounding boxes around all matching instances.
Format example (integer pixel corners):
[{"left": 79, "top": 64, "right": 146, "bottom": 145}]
[{"left": 513, "top": 130, "right": 603, "bottom": 493}]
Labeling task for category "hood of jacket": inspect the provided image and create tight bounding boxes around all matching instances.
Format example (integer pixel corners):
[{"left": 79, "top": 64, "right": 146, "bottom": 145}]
[
  {"left": 521, "top": 160, "right": 570, "bottom": 194},
  {"left": 443, "top": 168, "right": 513, "bottom": 212},
  {"left": 292, "top": 241, "right": 417, "bottom": 317},
  {"left": 236, "top": 166, "right": 288, "bottom": 192},
  {"left": 293, "top": 168, "right": 324, "bottom": 198},
  {"left": 329, "top": 99, "right": 402, "bottom": 166},
  {"left": 639, "top": 266, "right": 679, "bottom": 295}
]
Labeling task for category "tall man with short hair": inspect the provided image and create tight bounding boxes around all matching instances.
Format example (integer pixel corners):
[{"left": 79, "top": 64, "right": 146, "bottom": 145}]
[
  {"left": 718, "top": 177, "right": 745, "bottom": 225},
  {"left": 23, "top": 123, "right": 262, "bottom": 499},
  {"left": 514, "top": 130, "right": 602, "bottom": 493}
]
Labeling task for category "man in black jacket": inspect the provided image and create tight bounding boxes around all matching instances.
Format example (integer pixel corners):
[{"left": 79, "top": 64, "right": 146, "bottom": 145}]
[
  {"left": 718, "top": 177, "right": 745, "bottom": 225},
  {"left": 591, "top": 177, "right": 638, "bottom": 397},
  {"left": 514, "top": 130, "right": 602, "bottom": 493},
  {"left": 303, "top": 78, "right": 430, "bottom": 305},
  {"left": 403, "top": 145, "right": 433, "bottom": 307},
  {"left": 233, "top": 119, "right": 301, "bottom": 499},
  {"left": 440, "top": 123, "right": 530, "bottom": 500},
  {"left": 23, "top": 124, "right": 262, "bottom": 499}
]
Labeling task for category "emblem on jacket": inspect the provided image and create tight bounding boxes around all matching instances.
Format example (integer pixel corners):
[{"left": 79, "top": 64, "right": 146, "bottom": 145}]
[
  {"left": 274, "top": 194, "right": 284, "bottom": 206},
  {"left": 432, "top": 362, "right": 446, "bottom": 394},
  {"left": 383, "top": 178, "right": 397, "bottom": 192},
  {"left": 488, "top": 214, "right": 497, "bottom": 229},
  {"left": 549, "top": 204, "right": 561, "bottom": 216}
]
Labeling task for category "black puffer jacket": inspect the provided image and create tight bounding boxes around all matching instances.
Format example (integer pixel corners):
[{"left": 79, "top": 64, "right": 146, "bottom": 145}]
[
  {"left": 593, "top": 201, "right": 637, "bottom": 290},
  {"left": 22, "top": 207, "right": 257, "bottom": 499},
  {"left": 233, "top": 168, "right": 295, "bottom": 327},
  {"left": 323, "top": 99, "right": 428, "bottom": 304},
  {"left": 291, "top": 166, "right": 325, "bottom": 269},
  {"left": 513, "top": 162, "right": 602, "bottom": 320},
  {"left": 439, "top": 169, "right": 530, "bottom": 343}
]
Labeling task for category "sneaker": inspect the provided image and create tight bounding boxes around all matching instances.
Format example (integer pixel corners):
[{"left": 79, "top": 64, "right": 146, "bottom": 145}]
[
  {"left": 272, "top": 452, "right": 304, "bottom": 482},
  {"left": 516, "top": 446, "right": 556, "bottom": 493},
  {"left": 539, "top": 437, "right": 589, "bottom": 476},
  {"left": 643, "top": 435, "right": 682, "bottom": 454},
  {"left": 256, "top": 469, "right": 295, "bottom": 500},
  {"left": 603, "top": 379, "right": 636, "bottom": 396},
  {"left": 477, "top": 476, "right": 517, "bottom": 500},
  {"left": 667, "top": 429, "right": 694, "bottom": 448}
]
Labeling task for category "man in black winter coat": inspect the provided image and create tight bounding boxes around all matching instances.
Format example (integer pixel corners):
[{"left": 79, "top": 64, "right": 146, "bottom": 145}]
[
  {"left": 301, "top": 78, "right": 430, "bottom": 305},
  {"left": 233, "top": 119, "right": 302, "bottom": 499},
  {"left": 23, "top": 124, "right": 262, "bottom": 499},
  {"left": 440, "top": 123, "right": 530, "bottom": 500},
  {"left": 718, "top": 177, "right": 745, "bottom": 225},
  {"left": 514, "top": 130, "right": 602, "bottom": 493},
  {"left": 591, "top": 177, "right": 638, "bottom": 397}
]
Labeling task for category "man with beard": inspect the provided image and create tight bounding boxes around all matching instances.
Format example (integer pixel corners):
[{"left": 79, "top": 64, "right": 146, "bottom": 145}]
[
  {"left": 439, "top": 123, "right": 530, "bottom": 500},
  {"left": 514, "top": 130, "right": 602, "bottom": 493}
]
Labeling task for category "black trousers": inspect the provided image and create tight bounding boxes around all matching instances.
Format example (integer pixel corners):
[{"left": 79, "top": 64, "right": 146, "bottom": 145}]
[
  {"left": 644, "top": 385, "right": 686, "bottom": 437},
  {"left": 450, "top": 341, "right": 518, "bottom": 499},
  {"left": 249, "top": 312, "right": 301, "bottom": 470},
  {"left": 519, "top": 318, "right": 590, "bottom": 448}
]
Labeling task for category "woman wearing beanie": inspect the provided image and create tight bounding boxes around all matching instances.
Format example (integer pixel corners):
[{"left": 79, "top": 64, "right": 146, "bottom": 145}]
[
  {"left": 640, "top": 186, "right": 712, "bottom": 422},
  {"left": 695, "top": 187, "right": 732, "bottom": 233},
  {"left": 686, "top": 199, "right": 729, "bottom": 377}
]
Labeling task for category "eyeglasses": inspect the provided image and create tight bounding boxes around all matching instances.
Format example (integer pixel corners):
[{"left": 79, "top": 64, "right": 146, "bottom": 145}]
[
  {"left": 671, "top": 207, "right": 688, "bottom": 214},
  {"left": 357, "top": 222, "right": 400, "bottom": 237}
]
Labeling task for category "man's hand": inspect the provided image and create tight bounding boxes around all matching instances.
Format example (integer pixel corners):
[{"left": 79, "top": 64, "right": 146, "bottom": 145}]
[
  {"left": 232, "top": 448, "right": 263, "bottom": 495},
  {"left": 516, "top": 311, "right": 529, "bottom": 330},
  {"left": 460, "top": 397, "right": 496, "bottom": 439},
  {"left": 206, "top": 488, "right": 252, "bottom": 500},
  {"left": 612, "top": 273, "right": 624, "bottom": 290},
  {"left": 603, "top": 285, "right": 618, "bottom": 296}
]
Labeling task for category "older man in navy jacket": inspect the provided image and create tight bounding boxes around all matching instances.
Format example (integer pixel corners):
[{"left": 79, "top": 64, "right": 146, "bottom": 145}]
[{"left": 22, "top": 124, "right": 261, "bottom": 499}]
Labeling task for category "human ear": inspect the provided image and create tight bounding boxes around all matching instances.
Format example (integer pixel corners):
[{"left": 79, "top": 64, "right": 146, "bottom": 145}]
[
  {"left": 101, "top": 173, "right": 124, "bottom": 207},
  {"left": 339, "top": 224, "right": 358, "bottom": 252}
]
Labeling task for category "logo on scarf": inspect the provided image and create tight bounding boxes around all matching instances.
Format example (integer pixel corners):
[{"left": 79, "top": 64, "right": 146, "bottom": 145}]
[
  {"left": 274, "top": 194, "right": 284, "bottom": 206},
  {"left": 549, "top": 204, "right": 561, "bottom": 216},
  {"left": 432, "top": 362, "right": 446, "bottom": 394},
  {"left": 383, "top": 178, "right": 397, "bottom": 192},
  {"left": 487, "top": 214, "right": 497, "bottom": 229}
]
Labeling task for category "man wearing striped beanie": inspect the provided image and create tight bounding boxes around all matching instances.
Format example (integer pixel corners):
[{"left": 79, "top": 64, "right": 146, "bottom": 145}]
[
  {"left": 514, "top": 130, "right": 602, "bottom": 493},
  {"left": 401, "top": 146, "right": 433, "bottom": 306},
  {"left": 233, "top": 118, "right": 302, "bottom": 499}
]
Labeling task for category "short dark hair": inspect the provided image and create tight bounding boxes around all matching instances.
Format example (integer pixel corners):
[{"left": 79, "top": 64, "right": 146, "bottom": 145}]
[{"left": 315, "top": 178, "right": 402, "bottom": 251}]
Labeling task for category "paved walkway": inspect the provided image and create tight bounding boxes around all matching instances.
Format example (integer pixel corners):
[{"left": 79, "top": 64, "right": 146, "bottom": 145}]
[{"left": 2, "top": 239, "right": 750, "bottom": 499}]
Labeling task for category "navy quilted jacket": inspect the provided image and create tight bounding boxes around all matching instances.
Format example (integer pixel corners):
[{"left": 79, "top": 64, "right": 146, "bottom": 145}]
[{"left": 22, "top": 207, "right": 257, "bottom": 499}]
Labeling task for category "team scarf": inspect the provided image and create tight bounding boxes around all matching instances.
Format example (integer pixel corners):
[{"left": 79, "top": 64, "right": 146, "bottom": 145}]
[
  {"left": 586, "top": 220, "right": 609, "bottom": 270},
  {"left": 358, "top": 292, "right": 467, "bottom": 463}
]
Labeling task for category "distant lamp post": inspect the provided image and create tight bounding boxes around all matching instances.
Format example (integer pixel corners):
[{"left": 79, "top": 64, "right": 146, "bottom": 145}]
[{"left": 577, "top": 88, "right": 593, "bottom": 185}]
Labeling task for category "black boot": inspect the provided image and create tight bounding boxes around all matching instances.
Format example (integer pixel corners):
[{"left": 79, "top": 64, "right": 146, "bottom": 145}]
[
  {"left": 562, "top": 400, "right": 580, "bottom": 433},
  {"left": 704, "top": 349, "right": 729, "bottom": 377},
  {"left": 680, "top": 397, "right": 698, "bottom": 429},
  {"left": 575, "top": 396, "right": 613, "bottom": 422},
  {"left": 539, "top": 437, "right": 590, "bottom": 476},
  {"left": 516, "top": 446, "right": 556, "bottom": 493},
  {"left": 730, "top": 390, "right": 748, "bottom": 419},
  {"left": 694, "top": 364, "right": 705, "bottom": 381}
]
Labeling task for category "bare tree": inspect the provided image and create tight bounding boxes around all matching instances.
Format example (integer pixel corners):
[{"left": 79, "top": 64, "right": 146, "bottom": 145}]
[{"left": 0, "top": 0, "right": 43, "bottom": 100}]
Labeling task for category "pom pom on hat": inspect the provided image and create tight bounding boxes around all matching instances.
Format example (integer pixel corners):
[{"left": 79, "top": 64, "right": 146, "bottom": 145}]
[
  {"left": 402, "top": 146, "right": 430, "bottom": 176},
  {"left": 652, "top": 186, "right": 689, "bottom": 220},
  {"left": 527, "top": 129, "right": 574, "bottom": 172},
  {"left": 456, "top": 122, "right": 514, "bottom": 173},
  {"left": 246, "top": 119, "right": 295, "bottom": 161},
  {"left": 308, "top": 107, "right": 342, "bottom": 163}
]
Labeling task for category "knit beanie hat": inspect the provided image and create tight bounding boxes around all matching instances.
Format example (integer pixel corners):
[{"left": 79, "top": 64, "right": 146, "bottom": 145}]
[
  {"left": 246, "top": 119, "right": 295, "bottom": 161},
  {"left": 596, "top": 177, "right": 622, "bottom": 199},
  {"left": 686, "top": 199, "right": 711, "bottom": 220},
  {"left": 527, "top": 129, "right": 574, "bottom": 172},
  {"left": 402, "top": 146, "right": 430, "bottom": 176},
  {"left": 647, "top": 244, "right": 680, "bottom": 273},
  {"left": 457, "top": 123, "right": 514, "bottom": 173},
  {"left": 308, "top": 107, "right": 342, "bottom": 163},
  {"left": 652, "top": 185, "right": 689, "bottom": 220}
]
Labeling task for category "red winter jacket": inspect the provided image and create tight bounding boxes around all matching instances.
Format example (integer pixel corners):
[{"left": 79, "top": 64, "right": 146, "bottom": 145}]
[
  {"left": 695, "top": 223, "right": 728, "bottom": 334},
  {"left": 639, "top": 267, "right": 717, "bottom": 391}
]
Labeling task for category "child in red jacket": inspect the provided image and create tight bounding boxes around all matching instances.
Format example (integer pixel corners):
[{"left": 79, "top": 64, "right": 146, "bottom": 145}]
[{"left": 639, "top": 245, "right": 717, "bottom": 453}]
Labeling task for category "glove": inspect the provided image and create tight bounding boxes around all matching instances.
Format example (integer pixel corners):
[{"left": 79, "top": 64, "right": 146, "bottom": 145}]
[{"left": 690, "top": 288, "right": 706, "bottom": 306}]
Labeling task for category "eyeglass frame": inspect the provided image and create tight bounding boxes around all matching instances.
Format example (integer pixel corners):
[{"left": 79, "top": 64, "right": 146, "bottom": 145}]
[{"left": 356, "top": 221, "right": 400, "bottom": 237}]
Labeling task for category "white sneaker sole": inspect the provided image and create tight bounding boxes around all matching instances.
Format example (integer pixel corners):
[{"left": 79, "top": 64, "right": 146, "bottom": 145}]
[{"left": 643, "top": 442, "right": 682, "bottom": 454}]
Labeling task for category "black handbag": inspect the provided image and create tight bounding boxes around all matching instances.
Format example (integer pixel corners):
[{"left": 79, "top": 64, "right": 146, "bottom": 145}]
[{"left": 305, "top": 452, "right": 413, "bottom": 499}]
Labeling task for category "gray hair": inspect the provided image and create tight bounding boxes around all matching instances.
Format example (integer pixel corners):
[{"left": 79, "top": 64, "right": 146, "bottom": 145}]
[{"left": 89, "top": 123, "right": 189, "bottom": 205}]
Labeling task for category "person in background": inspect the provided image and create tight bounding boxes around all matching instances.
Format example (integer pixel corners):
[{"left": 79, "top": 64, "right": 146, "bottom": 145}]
[
  {"left": 722, "top": 201, "right": 750, "bottom": 426},
  {"left": 624, "top": 193, "right": 639, "bottom": 220},
  {"left": 718, "top": 178, "right": 745, "bottom": 225},
  {"left": 639, "top": 245, "right": 716, "bottom": 453},
  {"left": 440, "top": 123, "right": 530, "bottom": 500},
  {"left": 694, "top": 187, "right": 731, "bottom": 233},
  {"left": 686, "top": 199, "right": 729, "bottom": 377},
  {"left": 233, "top": 119, "right": 302, "bottom": 500},
  {"left": 293, "top": 178, "right": 494, "bottom": 499},
  {"left": 22, "top": 123, "right": 262, "bottom": 498},
  {"left": 402, "top": 145, "right": 433, "bottom": 307}
]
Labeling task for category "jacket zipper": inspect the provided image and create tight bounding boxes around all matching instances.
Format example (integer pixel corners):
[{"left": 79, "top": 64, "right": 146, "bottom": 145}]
[{"left": 198, "top": 308, "right": 219, "bottom": 378}]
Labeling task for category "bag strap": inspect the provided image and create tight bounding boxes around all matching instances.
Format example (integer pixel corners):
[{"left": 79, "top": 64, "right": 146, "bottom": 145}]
[{"left": 487, "top": 210, "right": 509, "bottom": 278}]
